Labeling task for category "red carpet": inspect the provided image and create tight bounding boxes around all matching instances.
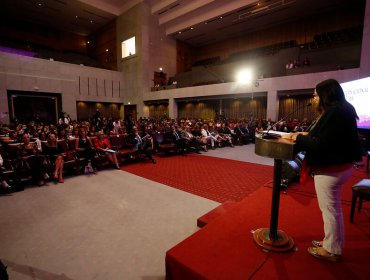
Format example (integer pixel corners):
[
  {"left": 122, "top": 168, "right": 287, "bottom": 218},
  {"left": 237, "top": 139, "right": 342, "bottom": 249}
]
[
  {"left": 121, "top": 154, "right": 273, "bottom": 203},
  {"left": 166, "top": 168, "right": 370, "bottom": 280}
]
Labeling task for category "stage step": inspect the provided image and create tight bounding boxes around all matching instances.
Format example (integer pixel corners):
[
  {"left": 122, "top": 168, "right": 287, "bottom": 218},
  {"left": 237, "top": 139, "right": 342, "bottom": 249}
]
[{"left": 197, "top": 200, "right": 239, "bottom": 228}]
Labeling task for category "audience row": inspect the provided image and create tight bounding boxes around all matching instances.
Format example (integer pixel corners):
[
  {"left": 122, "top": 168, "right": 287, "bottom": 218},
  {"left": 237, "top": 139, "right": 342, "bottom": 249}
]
[{"left": 0, "top": 116, "right": 312, "bottom": 192}]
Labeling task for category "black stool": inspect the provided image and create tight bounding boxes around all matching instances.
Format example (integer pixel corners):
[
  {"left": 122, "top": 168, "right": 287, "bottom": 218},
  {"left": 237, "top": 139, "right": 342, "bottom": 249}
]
[{"left": 350, "top": 179, "right": 370, "bottom": 223}]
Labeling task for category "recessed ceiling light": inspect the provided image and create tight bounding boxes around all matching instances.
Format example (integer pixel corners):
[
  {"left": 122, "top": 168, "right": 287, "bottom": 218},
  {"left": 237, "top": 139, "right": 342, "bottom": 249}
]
[
  {"left": 178, "top": 31, "right": 182, "bottom": 34},
  {"left": 38, "top": 3, "right": 42, "bottom": 6},
  {"left": 219, "top": 16, "right": 223, "bottom": 19},
  {"left": 75, "top": 16, "right": 78, "bottom": 19},
  {"left": 190, "top": 27, "right": 194, "bottom": 30},
  {"left": 90, "top": 20, "right": 94, "bottom": 23},
  {"left": 106, "top": 49, "right": 109, "bottom": 52}
]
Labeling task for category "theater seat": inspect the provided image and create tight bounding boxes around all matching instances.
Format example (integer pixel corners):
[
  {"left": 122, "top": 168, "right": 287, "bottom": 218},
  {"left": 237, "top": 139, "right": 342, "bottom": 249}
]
[{"left": 350, "top": 179, "right": 370, "bottom": 223}]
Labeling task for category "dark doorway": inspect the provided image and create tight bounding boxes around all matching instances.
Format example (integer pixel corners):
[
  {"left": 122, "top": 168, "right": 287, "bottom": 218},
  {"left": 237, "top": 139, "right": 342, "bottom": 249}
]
[{"left": 124, "top": 105, "right": 137, "bottom": 121}]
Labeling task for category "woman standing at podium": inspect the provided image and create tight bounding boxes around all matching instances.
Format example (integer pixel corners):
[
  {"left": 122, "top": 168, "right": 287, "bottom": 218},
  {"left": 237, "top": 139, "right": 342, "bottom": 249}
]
[{"left": 283, "top": 79, "right": 362, "bottom": 262}]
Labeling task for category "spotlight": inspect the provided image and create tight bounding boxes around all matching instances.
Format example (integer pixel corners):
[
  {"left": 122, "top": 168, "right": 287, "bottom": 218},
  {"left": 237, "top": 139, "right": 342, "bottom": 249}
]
[{"left": 236, "top": 69, "right": 253, "bottom": 84}]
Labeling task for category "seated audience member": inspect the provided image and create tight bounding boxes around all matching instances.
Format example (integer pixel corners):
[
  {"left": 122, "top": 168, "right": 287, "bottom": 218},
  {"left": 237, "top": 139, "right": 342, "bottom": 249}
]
[
  {"left": 39, "top": 131, "right": 47, "bottom": 141},
  {"left": 31, "top": 131, "right": 43, "bottom": 152},
  {"left": 112, "top": 118, "right": 121, "bottom": 135},
  {"left": 129, "top": 126, "right": 156, "bottom": 163},
  {"left": 58, "top": 127, "right": 68, "bottom": 140},
  {"left": 44, "top": 132, "right": 65, "bottom": 183},
  {"left": 72, "top": 128, "right": 79, "bottom": 139},
  {"left": 201, "top": 124, "right": 218, "bottom": 149},
  {"left": 66, "top": 128, "right": 73, "bottom": 139},
  {"left": 0, "top": 154, "right": 11, "bottom": 189},
  {"left": 19, "top": 133, "right": 49, "bottom": 186},
  {"left": 171, "top": 125, "right": 187, "bottom": 154},
  {"left": 217, "top": 123, "right": 234, "bottom": 147},
  {"left": 191, "top": 124, "right": 208, "bottom": 151},
  {"left": 265, "top": 118, "right": 274, "bottom": 131},
  {"left": 209, "top": 124, "right": 228, "bottom": 147},
  {"left": 234, "top": 123, "right": 249, "bottom": 145},
  {"left": 277, "top": 121, "right": 290, "bottom": 132},
  {"left": 88, "top": 126, "right": 97, "bottom": 137},
  {"left": 76, "top": 128, "right": 98, "bottom": 174},
  {"left": 240, "top": 122, "right": 251, "bottom": 144},
  {"left": 94, "top": 130, "right": 120, "bottom": 169},
  {"left": 181, "top": 125, "right": 202, "bottom": 154}
]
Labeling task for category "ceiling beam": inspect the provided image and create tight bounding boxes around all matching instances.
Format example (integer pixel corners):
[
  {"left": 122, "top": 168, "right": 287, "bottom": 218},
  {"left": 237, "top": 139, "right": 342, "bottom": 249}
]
[
  {"left": 164, "top": 0, "right": 256, "bottom": 35},
  {"left": 158, "top": 0, "right": 215, "bottom": 25},
  {"left": 151, "top": 0, "right": 179, "bottom": 14},
  {"left": 77, "top": 0, "right": 120, "bottom": 15}
]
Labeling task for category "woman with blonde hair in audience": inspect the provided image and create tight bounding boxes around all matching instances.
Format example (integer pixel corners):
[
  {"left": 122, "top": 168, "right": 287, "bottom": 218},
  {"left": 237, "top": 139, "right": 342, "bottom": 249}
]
[
  {"left": 94, "top": 130, "right": 120, "bottom": 169},
  {"left": 44, "top": 132, "right": 65, "bottom": 183}
]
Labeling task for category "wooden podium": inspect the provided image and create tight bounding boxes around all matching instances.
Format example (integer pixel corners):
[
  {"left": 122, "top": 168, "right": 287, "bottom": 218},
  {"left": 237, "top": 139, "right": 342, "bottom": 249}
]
[{"left": 253, "top": 134, "right": 298, "bottom": 252}]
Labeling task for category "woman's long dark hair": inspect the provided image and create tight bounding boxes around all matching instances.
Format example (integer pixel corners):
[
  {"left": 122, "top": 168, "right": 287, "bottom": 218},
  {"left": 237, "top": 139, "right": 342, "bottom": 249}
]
[{"left": 315, "top": 79, "right": 359, "bottom": 120}]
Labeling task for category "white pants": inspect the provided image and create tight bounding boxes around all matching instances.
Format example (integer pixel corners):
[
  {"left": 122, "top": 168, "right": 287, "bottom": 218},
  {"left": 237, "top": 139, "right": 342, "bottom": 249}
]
[
  {"left": 313, "top": 167, "right": 352, "bottom": 255},
  {"left": 204, "top": 135, "right": 217, "bottom": 147}
]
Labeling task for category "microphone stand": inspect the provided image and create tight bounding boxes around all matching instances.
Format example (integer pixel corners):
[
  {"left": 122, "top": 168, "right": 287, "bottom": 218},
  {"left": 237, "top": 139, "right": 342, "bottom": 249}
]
[{"left": 262, "top": 103, "right": 312, "bottom": 139}]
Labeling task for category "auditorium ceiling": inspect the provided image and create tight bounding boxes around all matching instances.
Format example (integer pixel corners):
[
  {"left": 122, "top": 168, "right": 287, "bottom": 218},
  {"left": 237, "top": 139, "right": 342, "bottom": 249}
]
[{"left": 2, "top": 0, "right": 366, "bottom": 46}]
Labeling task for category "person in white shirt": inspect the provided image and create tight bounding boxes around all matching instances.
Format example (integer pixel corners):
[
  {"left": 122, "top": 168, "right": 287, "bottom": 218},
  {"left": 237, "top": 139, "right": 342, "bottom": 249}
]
[
  {"left": 0, "top": 154, "right": 11, "bottom": 189},
  {"left": 201, "top": 124, "right": 218, "bottom": 149},
  {"left": 112, "top": 118, "right": 121, "bottom": 135}
]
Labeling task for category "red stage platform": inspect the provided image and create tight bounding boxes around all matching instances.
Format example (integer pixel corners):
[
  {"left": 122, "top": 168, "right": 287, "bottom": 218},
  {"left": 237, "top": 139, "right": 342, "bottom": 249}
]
[{"left": 166, "top": 178, "right": 370, "bottom": 280}]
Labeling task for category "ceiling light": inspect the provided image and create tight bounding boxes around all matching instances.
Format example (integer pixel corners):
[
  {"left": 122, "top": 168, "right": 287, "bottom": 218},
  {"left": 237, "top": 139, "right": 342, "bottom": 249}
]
[
  {"left": 38, "top": 3, "right": 42, "bottom": 6},
  {"left": 219, "top": 16, "right": 223, "bottom": 19},
  {"left": 205, "top": 22, "right": 208, "bottom": 24},
  {"left": 190, "top": 27, "right": 194, "bottom": 30},
  {"left": 90, "top": 20, "right": 94, "bottom": 23},
  {"left": 106, "top": 49, "right": 109, "bottom": 52},
  {"left": 75, "top": 16, "right": 78, "bottom": 19},
  {"left": 236, "top": 69, "right": 253, "bottom": 84},
  {"left": 178, "top": 31, "right": 182, "bottom": 34}
]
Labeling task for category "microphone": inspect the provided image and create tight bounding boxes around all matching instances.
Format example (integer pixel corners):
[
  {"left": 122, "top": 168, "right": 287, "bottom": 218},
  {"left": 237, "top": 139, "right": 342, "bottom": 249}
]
[{"left": 262, "top": 103, "right": 312, "bottom": 139}]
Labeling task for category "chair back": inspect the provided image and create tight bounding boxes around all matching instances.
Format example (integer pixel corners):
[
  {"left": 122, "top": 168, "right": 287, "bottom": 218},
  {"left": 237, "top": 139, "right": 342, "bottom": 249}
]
[{"left": 153, "top": 132, "right": 164, "bottom": 144}]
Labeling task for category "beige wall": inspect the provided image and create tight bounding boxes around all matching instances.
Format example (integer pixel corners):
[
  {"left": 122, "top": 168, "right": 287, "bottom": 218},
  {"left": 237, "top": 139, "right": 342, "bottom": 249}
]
[
  {"left": 0, "top": 52, "right": 124, "bottom": 124},
  {"left": 117, "top": 2, "right": 177, "bottom": 119},
  {"left": 143, "top": 67, "right": 361, "bottom": 121}
]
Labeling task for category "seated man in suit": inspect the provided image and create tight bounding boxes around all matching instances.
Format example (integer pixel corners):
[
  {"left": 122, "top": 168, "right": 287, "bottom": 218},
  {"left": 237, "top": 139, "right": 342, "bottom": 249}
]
[
  {"left": 129, "top": 126, "right": 156, "bottom": 163},
  {"left": 181, "top": 125, "right": 202, "bottom": 154},
  {"left": 234, "top": 122, "right": 249, "bottom": 145},
  {"left": 171, "top": 124, "right": 187, "bottom": 155}
]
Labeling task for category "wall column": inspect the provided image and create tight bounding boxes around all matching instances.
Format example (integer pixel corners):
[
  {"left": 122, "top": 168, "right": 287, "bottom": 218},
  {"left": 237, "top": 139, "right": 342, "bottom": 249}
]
[
  {"left": 168, "top": 98, "right": 178, "bottom": 119},
  {"left": 266, "top": 90, "right": 278, "bottom": 121},
  {"left": 360, "top": 0, "right": 370, "bottom": 77}
]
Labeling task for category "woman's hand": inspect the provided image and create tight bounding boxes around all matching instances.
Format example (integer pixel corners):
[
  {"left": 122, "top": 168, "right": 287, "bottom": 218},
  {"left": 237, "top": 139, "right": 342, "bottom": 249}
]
[{"left": 282, "top": 132, "right": 308, "bottom": 141}]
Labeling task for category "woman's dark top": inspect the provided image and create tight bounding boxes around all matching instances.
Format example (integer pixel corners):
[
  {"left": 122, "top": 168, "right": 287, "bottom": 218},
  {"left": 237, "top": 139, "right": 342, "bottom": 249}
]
[
  {"left": 296, "top": 106, "right": 362, "bottom": 167},
  {"left": 44, "top": 143, "right": 64, "bottom": 157},
  {"left": 78, "top": 137, "right": 92, "bottom": 149}
]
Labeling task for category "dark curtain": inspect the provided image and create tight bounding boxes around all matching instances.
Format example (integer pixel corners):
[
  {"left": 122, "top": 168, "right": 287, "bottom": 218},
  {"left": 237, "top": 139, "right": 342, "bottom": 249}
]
[{"left": 278, "top": 95, "right": 319, "bottom": 122}]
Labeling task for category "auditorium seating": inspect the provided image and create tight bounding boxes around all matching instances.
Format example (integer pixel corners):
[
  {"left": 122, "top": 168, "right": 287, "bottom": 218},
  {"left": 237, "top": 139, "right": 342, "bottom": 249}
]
[
  {"left": 153, "top": 132, "right": 178, "bottom": 155},
  {"left": 108, "top": 134, "right": 140, "bottom": 163}
]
